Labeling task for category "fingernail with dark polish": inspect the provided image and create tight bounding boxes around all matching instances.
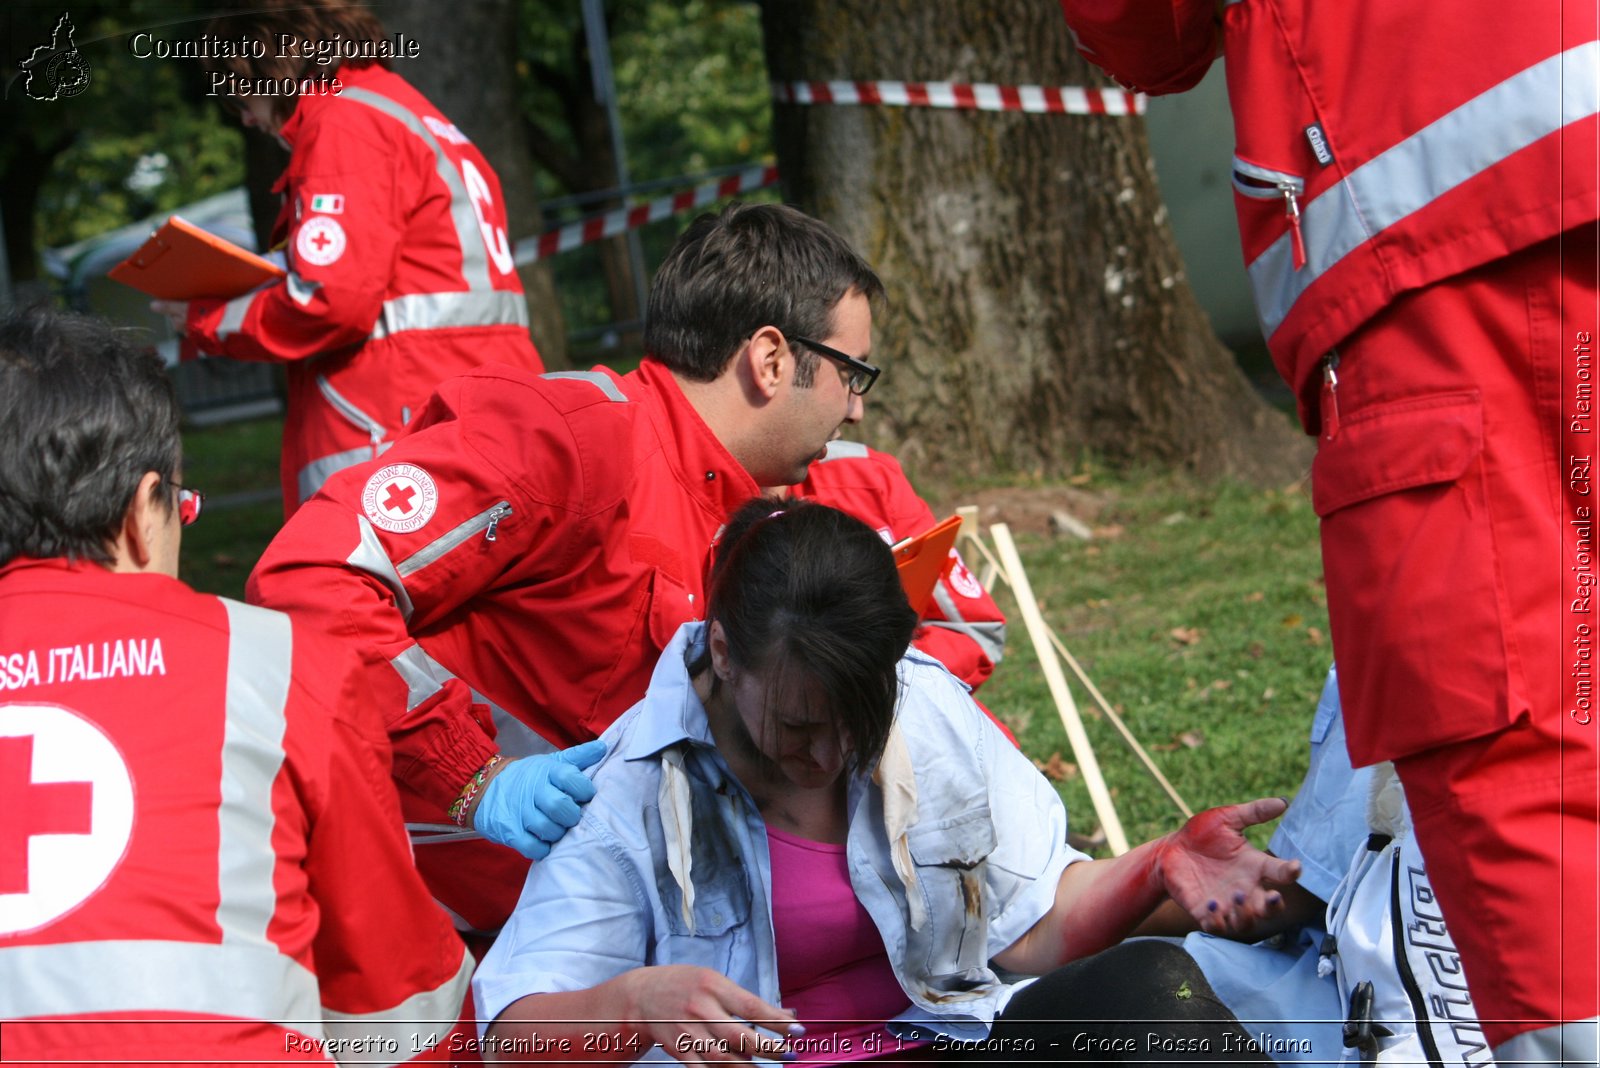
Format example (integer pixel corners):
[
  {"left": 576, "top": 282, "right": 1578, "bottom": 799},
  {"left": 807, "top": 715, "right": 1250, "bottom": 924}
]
[{"left": 1207, "top": 900, "right": 1219, "bottom": 912}]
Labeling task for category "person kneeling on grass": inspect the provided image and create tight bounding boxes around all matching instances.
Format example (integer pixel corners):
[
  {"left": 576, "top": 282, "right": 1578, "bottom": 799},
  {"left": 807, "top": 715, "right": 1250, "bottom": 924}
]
[{"left": 472, "top": 497, "right": 1301, "bottom": 1064}]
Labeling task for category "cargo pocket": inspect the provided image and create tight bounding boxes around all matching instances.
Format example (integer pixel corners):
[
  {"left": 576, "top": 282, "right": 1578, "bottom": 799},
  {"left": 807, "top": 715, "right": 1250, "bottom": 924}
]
[
  {"left": 904, "top": 810, "right": 995, "bottom": 987},
  {"left": 1312, "top": 390, "right": 1515, "bottom": 762}
]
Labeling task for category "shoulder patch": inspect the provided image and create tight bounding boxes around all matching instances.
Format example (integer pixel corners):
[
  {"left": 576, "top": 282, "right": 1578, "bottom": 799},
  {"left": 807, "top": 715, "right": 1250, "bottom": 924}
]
[
  {"left": 296, "top": 216, "right": 346, "bottom": 266},
  {"left": 362, "top": 463, "right": 439, "bottom": 534},
  {"left": 948, "top": 550, "right": 984, "bottom": 599}
]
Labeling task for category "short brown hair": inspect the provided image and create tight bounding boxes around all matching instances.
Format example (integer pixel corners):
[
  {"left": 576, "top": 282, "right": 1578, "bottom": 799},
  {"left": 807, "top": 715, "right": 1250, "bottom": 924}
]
[{"left": 202, "top": 0, "right": 391, "bottom": 124}]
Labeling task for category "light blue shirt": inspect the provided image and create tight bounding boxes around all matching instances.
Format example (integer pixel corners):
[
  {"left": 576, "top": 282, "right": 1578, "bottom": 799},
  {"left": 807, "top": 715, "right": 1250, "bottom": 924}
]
[
  {"left": 1182, "top": 666, "right": 1371, "bottom": 1063},
  {"left": 474, "top": 622, "right": 1086, "bottom": 1043}
]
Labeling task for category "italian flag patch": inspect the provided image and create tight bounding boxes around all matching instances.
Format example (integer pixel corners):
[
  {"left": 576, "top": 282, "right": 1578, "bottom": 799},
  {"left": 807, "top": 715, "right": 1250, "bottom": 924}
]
[{"left": 309, "top": 194, "right": 344, "bottom": 214}]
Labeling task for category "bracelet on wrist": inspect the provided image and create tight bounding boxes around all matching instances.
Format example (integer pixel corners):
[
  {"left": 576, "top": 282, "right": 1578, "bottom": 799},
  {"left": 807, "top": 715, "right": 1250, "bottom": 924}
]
[{"left": 448, "top": 754, "right": 505, "bottom": 828}]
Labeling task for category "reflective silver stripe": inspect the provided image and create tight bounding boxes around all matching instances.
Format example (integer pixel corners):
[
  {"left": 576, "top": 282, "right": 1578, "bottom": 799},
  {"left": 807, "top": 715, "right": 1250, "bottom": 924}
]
[
  {"left": 0, "top": 939, "right": 321, "bottom": 1032},
  {"left": 387, "top": 644, "right": 556, "bottom": 760},
  {"left": 820, "top": 439, "right": 870, "bottom": 462},
  {"left": 219, "top": 600, "right": 293, "bottom": 945},
  {"left": 390, "top": 643, "right": 448, "bottom": 710},
  {"left": 369, "top": 290, "right": 528, "bottom": 340},
  {"left": 396, "top": 501, "right": 511, "bottom": 578},
  {"left": 1250, "top": 41, "right": 1600, "bottom": 340},
  {"left": 929, "top": 584, "right": 1007, "bottom": 664},
  {"left": 285, "top": 271, "right": 321, "bottom": 308},
  {"left": 347, "top": 514, "right": 415, "bottom": 621},
  {"left": 315, "top": 373, "right": 387, "bottom": 440},
  {"left": 1493, "top": 1018, "right": 1599, "bottom": 1066},
  {"left": 322, "top": 948, "right": 472, "bottom": 1066},
  {"left": 216, "top": 292, "right": 258, "bottom": 340},
  {"left": 488, "top": 701, "right": 560, "bottom": 759},
  {"left": 541, "top": 369, "right": 628, "bottom": 403},
  {"left": 340, "top": 86, "right": 490, "bottom": 290},
  {"left": 297, "top": 440, "right": 391, "bottom": 504},
  {"left": 405, "top": 821, "right": 482, "bottom": 844}
]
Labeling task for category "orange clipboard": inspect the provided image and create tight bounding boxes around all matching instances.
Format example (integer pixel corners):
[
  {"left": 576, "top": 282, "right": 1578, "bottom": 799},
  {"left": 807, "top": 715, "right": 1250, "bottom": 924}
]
[
  {"left": 893, "top": 514, "right": 962, "bottom": 616},
  {"left": 108, "top": 214, "right": 285, "bottom": 301}
]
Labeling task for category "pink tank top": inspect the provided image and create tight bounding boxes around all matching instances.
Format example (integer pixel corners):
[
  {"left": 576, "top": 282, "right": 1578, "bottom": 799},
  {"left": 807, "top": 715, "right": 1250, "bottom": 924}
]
[{"left": 766, "top": 825, "right": 922, "bottom": 1063}]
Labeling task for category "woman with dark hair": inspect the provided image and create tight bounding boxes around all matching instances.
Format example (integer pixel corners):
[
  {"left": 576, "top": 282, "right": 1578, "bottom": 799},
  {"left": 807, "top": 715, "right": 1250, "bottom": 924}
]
[
  {"left": 473, "top": 497, "right": 1300, "bottom": 1064},
  {"left": 155, "top": 0, "right": 542, "bottom": 514}
]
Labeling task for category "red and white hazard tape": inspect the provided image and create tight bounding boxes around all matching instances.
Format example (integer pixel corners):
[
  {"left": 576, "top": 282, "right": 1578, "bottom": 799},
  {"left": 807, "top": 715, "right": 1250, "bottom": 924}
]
[
  {"left": 514, "top": 164, "right": 780, "bottom": 266},
  {"left": 772, "top": 79, "right": 1145, "bottom": 116}
]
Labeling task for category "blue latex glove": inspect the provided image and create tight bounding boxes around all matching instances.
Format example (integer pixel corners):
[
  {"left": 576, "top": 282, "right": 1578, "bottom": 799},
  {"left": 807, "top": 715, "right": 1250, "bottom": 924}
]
[{"left": 472, "top": 740, "right": 607, "bottom": 859}]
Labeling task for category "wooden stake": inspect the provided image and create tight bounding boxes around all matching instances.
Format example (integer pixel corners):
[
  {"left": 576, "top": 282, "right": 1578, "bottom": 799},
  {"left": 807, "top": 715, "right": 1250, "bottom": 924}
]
[{"left": 989, "top": 523, "right": 1130, "bottom": 855}]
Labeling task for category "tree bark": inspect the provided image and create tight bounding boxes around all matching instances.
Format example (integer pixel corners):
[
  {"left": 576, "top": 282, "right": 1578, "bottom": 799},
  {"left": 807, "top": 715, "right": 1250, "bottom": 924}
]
[
  {"left": 381, "top": 0, "right": 570, "bottom": 368},
  {"left": 760, "top": 0, "right": 1309, "bottom": 485}
]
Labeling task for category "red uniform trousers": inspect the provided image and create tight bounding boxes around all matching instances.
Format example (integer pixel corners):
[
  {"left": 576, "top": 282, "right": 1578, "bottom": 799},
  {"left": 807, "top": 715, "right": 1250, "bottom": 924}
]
[{"left": 1314, "top": 227, "right": 1600, "bottom": 1051}]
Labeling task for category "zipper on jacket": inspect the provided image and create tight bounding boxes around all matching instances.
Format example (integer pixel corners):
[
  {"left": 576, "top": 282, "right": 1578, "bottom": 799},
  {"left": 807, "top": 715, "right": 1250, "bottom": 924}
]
[
  {"left": 396, "top": 500, "right": 514, "bottom": 578},
  {"left": 484, "top": 502, "right": 512, "bottom": 542},
  {"left": 1232, "top": 159, "right": 1307, "bottom": 271},
  {"left": 1321, "top": 351, "right": 1341, "bottom": 441},
  {"left": 315, "top": 373, "right": 387, "bottom": 453}
]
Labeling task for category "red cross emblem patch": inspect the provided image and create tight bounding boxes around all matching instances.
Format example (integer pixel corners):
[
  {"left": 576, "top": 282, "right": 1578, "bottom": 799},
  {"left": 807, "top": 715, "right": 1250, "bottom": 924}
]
[
  {"left": 361, "top": 463, "right": 439, "bottom": 535},
  {"left": 1, "top": 704, "right": 134, "bottom": 935},
  {"left": 296, "top": 215, "right": 346, "bottom": 267}
]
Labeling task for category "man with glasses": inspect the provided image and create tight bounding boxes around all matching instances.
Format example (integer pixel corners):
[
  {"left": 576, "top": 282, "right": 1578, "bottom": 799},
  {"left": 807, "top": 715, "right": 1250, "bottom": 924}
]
[
  {"left": 0, "top": 306, "right": 475, "bottom": 1061},
  {"left": 249, "top": 202, "right": 888, "bottom": 935}
]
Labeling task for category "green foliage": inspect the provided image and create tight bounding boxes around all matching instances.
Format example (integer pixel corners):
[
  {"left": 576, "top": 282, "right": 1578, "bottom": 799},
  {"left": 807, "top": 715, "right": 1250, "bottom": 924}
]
[
  {"left": 516, "top": 0, "right": 770, "bottom": 199},
  {"left": 8, "top": 2, "right": 245, "bottom": 254},
  {"left": 515, "top": 0, "right": 774, "bottom": 350},
  {"left": 611, "top": 0, "right": 770, "bottom": 177}
]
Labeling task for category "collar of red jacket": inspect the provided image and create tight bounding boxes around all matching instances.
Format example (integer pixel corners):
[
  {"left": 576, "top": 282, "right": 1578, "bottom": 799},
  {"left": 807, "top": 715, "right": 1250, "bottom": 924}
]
[
  {"left": 278, "top": 61, "right": 391, "bottom": 147},
  {"left": 635, "top": 359, "right": 762, "bottom": 520},
  {"left": 0, "top": 555, "right": 185, "bottom": 594}
]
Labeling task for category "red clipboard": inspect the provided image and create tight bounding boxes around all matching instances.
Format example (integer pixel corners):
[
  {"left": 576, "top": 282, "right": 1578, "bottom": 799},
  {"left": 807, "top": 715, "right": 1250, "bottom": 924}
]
[
  {"left": 108, "top": 215, "right": 284, "bottom": 301},
  {"left": 893, "top": 514, "right": 962, "bottom": 616}
]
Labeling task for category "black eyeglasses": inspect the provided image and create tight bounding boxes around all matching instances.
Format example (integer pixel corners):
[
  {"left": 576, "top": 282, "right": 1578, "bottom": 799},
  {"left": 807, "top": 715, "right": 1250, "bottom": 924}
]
[
  {"left": 169, "top": 481, "right": 205, "bottom": 527},
  {"left": 790, "top": 335, "right": 881, "bottom": 396}
]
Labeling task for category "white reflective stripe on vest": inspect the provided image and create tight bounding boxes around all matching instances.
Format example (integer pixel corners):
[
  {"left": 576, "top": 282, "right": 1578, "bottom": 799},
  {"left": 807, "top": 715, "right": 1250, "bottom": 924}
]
[
  {"left": 322, "top": 948, "right": 473, "bottom": 1067},
  {"left": 0, "top": 939, "right": 322, "bottom": 1034},
  {"left": 338, "top": 87, "right": 492, "bottom": 291},
  {"left": 369, "top": 291, "right": 529, "bottom": 340},
  {"left": 1249, "top": 41, "right": 1600, "bottom": 342},
  {"left": 541, "top": 369, "right": 629, "bottom": 402},
  {"left": 217, "top": 291, "right": 259, "bottom": 341},
  {"left": 297, "top": 441, "right": 391, "bottom": 505},
  {"left": 929, "top": 584, "right": 1008, "bottom": 664},
  {"left": 388, "top": 644, "right": 557, "bottom": 760},
  {"left": 218, "top": 600, "right": 293, "bottom": 945}
]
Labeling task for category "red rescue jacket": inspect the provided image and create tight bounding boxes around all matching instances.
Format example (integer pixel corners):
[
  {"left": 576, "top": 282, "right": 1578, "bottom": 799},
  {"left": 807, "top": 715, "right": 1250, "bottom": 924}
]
[
  {"left": 187, "top": 64, "right": 542, "bottom": 513},
  {"left": 0, "top": 559, "right": 473, "bottom": 1064},
  {"left": 1061, "top": 0, "right": 1599, "bottom": 427}
]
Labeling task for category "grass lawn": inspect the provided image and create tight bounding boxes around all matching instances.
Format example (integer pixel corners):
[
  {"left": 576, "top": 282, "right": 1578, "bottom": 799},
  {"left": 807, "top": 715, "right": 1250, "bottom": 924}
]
[
  {"left": 179, "top": 418, "right": 1328, "bottom": 853},
  {"left": 953, "top": 473, "right": 1329, "bottom": 852}
]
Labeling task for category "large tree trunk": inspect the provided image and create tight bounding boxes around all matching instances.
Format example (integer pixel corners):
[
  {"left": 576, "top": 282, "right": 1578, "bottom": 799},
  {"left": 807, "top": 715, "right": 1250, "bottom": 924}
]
[
  {"left": 761, "top": 0, "right": 1309, "bottom": 485},
  {"left": 382, "top": 0, "right": 570, "bottom": 368}
]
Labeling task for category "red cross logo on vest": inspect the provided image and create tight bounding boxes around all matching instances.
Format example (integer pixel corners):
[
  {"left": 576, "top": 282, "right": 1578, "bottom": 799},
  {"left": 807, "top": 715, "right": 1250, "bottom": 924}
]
[
  {"left": 361, "top": 462, "right": 439, "bottom": 535},
  {"left": 1, "top": 704, "right": 135, "bottom": 935}
]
